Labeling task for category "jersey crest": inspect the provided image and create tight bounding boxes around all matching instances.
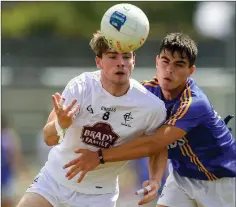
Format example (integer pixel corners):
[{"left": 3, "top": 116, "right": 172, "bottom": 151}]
[{"left": 81, "top": 122, "right": 120, "bottom": 148}]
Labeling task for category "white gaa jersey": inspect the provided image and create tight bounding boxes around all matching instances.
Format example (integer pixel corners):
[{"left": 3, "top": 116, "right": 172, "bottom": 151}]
[{"left": 45, "top": 70, "right": 166, "bottom": 194}]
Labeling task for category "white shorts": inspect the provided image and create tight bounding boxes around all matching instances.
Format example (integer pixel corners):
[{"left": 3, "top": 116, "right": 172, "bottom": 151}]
[
  {"left": 26, "top": 167, "right": 119, "bottom": 207},
  {"left": 157, "top": 170, "right": 235, "bottom": 207}
]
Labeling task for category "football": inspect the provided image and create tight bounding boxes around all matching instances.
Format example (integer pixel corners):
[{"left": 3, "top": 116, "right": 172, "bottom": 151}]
[{"left": 101, "top": 3, "right": 150, "bottom": 53}]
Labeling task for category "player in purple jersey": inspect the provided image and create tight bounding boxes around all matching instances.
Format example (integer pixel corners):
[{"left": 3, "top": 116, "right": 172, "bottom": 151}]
[{"left": 63, "top": 33, "right": 236, "bottom": 207}]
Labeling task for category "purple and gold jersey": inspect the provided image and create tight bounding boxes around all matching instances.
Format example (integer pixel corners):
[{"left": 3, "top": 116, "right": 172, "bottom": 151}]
[{"left": 142, "top": 76, "right": 236, "bottom": 180}]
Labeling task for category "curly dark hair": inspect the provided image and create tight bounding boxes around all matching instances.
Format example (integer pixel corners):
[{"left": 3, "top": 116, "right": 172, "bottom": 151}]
[{"left": 159, "top": 33, "right": 198, "bottom": 67}]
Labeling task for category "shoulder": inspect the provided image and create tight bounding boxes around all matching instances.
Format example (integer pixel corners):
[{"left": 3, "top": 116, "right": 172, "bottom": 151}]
[
  {"left": 131, "top": 78, "right": 166, "bottom": 111},
  {"left": 184, "top": 78, "right": 212, "bottom": 114},
  {"left": 66, "top": 70, "right": 100, "bottom": 89},
  {"left": 141, "top": 75, "right": 159, "bottom": 88},
  {"left": 141, "top": 75, "right": 161, "bottom": 96}
]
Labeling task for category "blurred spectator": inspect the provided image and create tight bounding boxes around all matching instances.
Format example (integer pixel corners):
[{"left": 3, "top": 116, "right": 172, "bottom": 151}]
[{"left": 1, "top": 114, "right": 28, "bottom": 207}]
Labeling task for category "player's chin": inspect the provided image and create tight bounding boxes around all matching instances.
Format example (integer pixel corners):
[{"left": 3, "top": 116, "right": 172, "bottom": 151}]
[
  {"left": 113, "top": 75, "right": 129, "bottom": 83},
  {"left": 114, "top": 80, "right": 128, "bottom": 85},
  {"left": 160, "top": 82, "right": 174, "bottom": 91}
]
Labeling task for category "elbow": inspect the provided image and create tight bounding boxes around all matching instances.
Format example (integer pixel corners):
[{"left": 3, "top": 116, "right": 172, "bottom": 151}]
[
  {"left": 43, "top": 126, "right": 57, "bottom": 146},
  {"left": 44, "top": 138, "right": 57, "bottom": 146}
]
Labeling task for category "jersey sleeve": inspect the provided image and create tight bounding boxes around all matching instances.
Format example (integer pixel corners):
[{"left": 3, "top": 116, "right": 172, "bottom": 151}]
[
  {"left": 165, "top": 97, "right": 211, "bottom": 132},
  {"left": 61, "top": 73, "right": 86, "bottom": 109},
  {"left": 144, "top": 103, "right": 167, "bottom": 136}
]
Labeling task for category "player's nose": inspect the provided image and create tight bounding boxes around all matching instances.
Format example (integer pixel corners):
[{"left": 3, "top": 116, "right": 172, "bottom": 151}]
[
  {"left": 117, "top": 63, "right": 125, "bottom": 68},
  {"left": 116, "top": 55, "right": 125, "bottom": 67},
  {"left": 166, "top": 65, "right": 174, "bottom": 73}
]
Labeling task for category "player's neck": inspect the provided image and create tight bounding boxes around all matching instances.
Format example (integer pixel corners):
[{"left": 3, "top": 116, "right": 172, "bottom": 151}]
[
  {"left": 100, "top": 79, "right": 130, "bottom": 97},
  {"left": 161, "top": 82, "right": 186, "bottom": 101}
]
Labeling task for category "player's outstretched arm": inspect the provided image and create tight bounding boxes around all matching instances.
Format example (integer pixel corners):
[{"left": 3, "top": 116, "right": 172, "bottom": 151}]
[
  {"left": 103, "top": 124, "right": 185, "bottom": 162},
  {"left": 63, "top": 125, "right": 185, "bottom": 182},
  {"left": 43, "top": 92, "right": 79, "bottom": 146}
]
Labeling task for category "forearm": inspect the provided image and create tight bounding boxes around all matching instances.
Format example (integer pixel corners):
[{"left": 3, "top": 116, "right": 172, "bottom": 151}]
[
  {"left": 43, "top": 120, "right": 59, "bottom": 146},
  {"left": 103, "top": 135, "right": 161, "bottom": 162},
  {"left": 102, "top": 125, "right": 185, "bottom": 163},
  {"left": 148, "top": 148, "right": 168, "bottom": 186}
]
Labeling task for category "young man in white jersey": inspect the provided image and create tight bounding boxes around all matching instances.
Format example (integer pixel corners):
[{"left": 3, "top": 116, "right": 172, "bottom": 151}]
[
  {"left": 16, "top": 30, "right": 167, "bottom": 207},
  {"left": 62, "top": 32, "right": 236, "bottom": 207}
]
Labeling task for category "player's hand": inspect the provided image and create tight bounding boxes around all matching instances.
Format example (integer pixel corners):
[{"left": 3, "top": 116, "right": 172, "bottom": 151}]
[
  {"left": 136, "top": 180, "right": 159, "bottom": 205},
  {"left": 63, "top": 149, "right": 100, "bottom": 183},
  {"left": 52, "top": 92, "right": 80, "bottom": 129}
]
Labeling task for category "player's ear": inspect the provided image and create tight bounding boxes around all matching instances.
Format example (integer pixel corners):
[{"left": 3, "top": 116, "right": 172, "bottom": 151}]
[
  {"left": 189, "top": 65, "right": 196, "bottom": 76},
  {"left": 95, "top": 56, "right": 103, "bottom": 70},
  {"left": 156, "top": 55, "right": 159, "bottom": 68},
  {"left": 132, "top": 53, "right": 136, "bottom": 67}
]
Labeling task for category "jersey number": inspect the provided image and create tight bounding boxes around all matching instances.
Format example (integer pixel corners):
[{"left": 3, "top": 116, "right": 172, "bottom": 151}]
[{"left": 102, "top": 112, "right": 110, "bottom": 120}]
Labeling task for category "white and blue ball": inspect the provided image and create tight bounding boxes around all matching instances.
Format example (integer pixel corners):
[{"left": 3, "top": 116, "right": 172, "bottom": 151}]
[{"left": 101, "top": 3, "right": 150, "bottom": 53}]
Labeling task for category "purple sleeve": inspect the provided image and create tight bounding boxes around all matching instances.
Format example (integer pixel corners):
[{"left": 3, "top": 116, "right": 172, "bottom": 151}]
[{"left": 165, "top": 98, "right": 211, "bottom": 132}]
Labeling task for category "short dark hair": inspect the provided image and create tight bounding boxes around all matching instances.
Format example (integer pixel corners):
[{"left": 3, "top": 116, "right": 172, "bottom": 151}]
[{"left": 159, "top": 33, "right": 198, "bottom": 67}]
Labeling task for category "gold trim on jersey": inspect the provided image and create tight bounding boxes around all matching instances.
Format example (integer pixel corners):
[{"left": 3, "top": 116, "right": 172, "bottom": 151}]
[
  {"left": 141, "top": 75, "right": 159, "bottom": 88},
  {"left": 165, "top": 81, "right": 192, "bottom": 125},
  {"left": 180, "top": 136, "right": 218, "bottom": 181}
]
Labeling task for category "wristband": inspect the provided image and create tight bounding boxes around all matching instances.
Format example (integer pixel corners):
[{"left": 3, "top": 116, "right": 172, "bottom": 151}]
[
  {"left": 55, "top": 119, "right": 66, "bottom": 144},
  {"left": 98, "top": 149, "right": 105, "bottom": 164}
]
